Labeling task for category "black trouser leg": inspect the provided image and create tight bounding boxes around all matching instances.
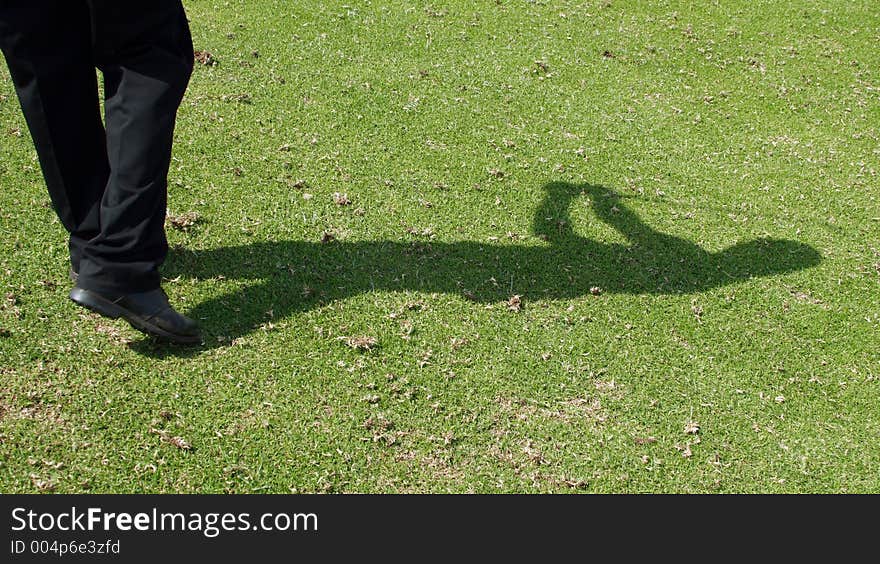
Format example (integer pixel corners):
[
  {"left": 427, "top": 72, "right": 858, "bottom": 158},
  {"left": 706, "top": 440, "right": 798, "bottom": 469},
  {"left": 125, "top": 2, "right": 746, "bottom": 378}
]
[
  {"left": 79, "top": 1, "right": 193, "bottom": 293},
  {"left": 0, "top": 1, "right": 193, "bottom": 294},
  {"left": 0, "top": 2, "right": 108, "bottom": 273}
]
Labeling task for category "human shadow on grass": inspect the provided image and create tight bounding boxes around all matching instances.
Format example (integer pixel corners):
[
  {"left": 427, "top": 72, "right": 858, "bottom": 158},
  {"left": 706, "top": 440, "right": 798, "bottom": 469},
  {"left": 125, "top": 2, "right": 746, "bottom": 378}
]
[{"left": 132, "top": 182, "right": 821, "bottom": 355}]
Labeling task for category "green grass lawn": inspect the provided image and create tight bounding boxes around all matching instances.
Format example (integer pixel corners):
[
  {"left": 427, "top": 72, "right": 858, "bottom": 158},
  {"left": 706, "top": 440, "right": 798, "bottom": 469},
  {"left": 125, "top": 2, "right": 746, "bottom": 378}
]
[{"left": 1, "top": 0, "right": 878, "bottom": 493}]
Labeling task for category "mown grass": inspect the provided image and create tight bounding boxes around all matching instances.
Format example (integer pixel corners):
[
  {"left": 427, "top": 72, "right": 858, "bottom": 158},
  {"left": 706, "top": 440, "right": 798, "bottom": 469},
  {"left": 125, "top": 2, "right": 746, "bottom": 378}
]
[{"left": 1, "top": 0, "right": 878, "bottom": 493}]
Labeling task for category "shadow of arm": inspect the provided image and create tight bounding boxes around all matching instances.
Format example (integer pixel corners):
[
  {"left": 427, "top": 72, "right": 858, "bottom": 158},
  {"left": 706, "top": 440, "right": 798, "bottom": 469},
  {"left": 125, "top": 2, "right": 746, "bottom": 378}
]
[
  {"left": 533, "top": 182, "right": 664, "bottom": 247},
  {"left": 532, "top": 182, "right": 580, "bottom": 243},
  {"left": 582, "top": 184, "right": 662, "bottom": 247}
]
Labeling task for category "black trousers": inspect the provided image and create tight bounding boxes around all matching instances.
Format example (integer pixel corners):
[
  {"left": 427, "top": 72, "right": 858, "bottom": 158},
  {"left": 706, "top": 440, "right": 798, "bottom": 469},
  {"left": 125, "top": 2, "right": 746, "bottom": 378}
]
[{"left": 0, "top": 1, "right": 193, "bottom": 294}]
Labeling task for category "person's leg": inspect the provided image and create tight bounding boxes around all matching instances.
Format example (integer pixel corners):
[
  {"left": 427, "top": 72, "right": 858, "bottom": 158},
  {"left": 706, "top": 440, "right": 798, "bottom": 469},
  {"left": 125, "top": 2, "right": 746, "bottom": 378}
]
[
  {"left": 66, "top": 0, "right": 200, "bottom": 343},
  {"left": 0, "top": 1, "right": 108, "bottom": 274},
  {"left": 76, "top": 0, "right": 194, "bottom": 294}
]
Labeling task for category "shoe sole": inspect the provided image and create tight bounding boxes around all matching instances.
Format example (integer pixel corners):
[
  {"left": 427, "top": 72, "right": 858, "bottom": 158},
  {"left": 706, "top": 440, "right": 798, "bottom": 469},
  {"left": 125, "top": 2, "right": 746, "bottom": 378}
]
[{"left": 70, "top": 287, "right": 202, "bottom": 345}]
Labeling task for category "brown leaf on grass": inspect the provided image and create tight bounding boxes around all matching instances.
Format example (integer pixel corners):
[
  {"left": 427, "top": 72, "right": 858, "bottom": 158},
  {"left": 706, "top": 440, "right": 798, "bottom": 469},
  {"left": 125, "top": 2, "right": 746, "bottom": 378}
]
[
  {"left": 167, "top": 436, "right": 192, "bottom": 450},
  {"left": 602, "top": 50, "right": 615, "bottom": 58},
  {"left": 150, "top": 427, "right": 192, "bottom": 450},
  {"left": 194, "top": 50, "right": 218, "bottom": 66},
  {"left": 507, "top": 294, "right": 522, "bottom": 312},
  {"left": 788, "top": 288, "right": 827, "bottom": 308},
  {"left": 220, "top": 93, "right": 252, "bottom": 104},
  {"left": 450, "top": 337, "right": 470, "bottom": 350},
  {"left": 363, "top": 414, "right": 393, "bottom": 431},
  {"left": 30, "top": 475, "right": 56, "bottom": 492},
  {"left": 95, "top": 323, "right": 132, "bottom": 345},
  {"left": 594, "top": 379, "right": 616, "bottom": 391},
  {"left": 333, "top": 192, "right": 351, "bottom": 206},
  {"left": 634, "top": 436, "right": 657, "bottom": 445},
  {"left": 167, "top": 211, "right": 201, "bottom": 231},
  {"left": 321, "top": 232, "right": 336, "bottom": 244},
  {"left": 522, "top": 440, "right": 546, "bottom": 465},
  {"left": 590, "top": 286, "right": 603, "bottom": 296},
  {"left": 562, "top": 477, "right": 589, "bottom": 489},
  {"left": 418, "top": 349, "right": 433, "bottom": 368},
  {"left": 487, "top": 168, "right": 505, "bottom": 179},
  {"left": 404, "top": 225, "right": 434, "bottom": 238},
  {"left": 684, "top": 421, "right": 700, "bottom": 435},
  {"left": 343, "top": 335, "right": 378, "bottom": 351}
]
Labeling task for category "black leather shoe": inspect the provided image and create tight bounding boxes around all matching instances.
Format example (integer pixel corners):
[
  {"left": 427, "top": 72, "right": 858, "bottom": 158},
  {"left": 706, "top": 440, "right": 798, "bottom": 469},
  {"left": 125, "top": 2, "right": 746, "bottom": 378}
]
[{"left": 69, "top": 286, "right": 202, "bottom": 344}]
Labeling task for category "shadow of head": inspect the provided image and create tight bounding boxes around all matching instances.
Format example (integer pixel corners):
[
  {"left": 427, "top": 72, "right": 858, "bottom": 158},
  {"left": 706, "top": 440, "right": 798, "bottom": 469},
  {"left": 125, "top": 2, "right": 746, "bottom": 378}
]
[
  {"left": 713, "top": 237, "right": 822, "bottom": 277},
  {"left": 137, "top": 181, "right": 821, "bottom": 353}
]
